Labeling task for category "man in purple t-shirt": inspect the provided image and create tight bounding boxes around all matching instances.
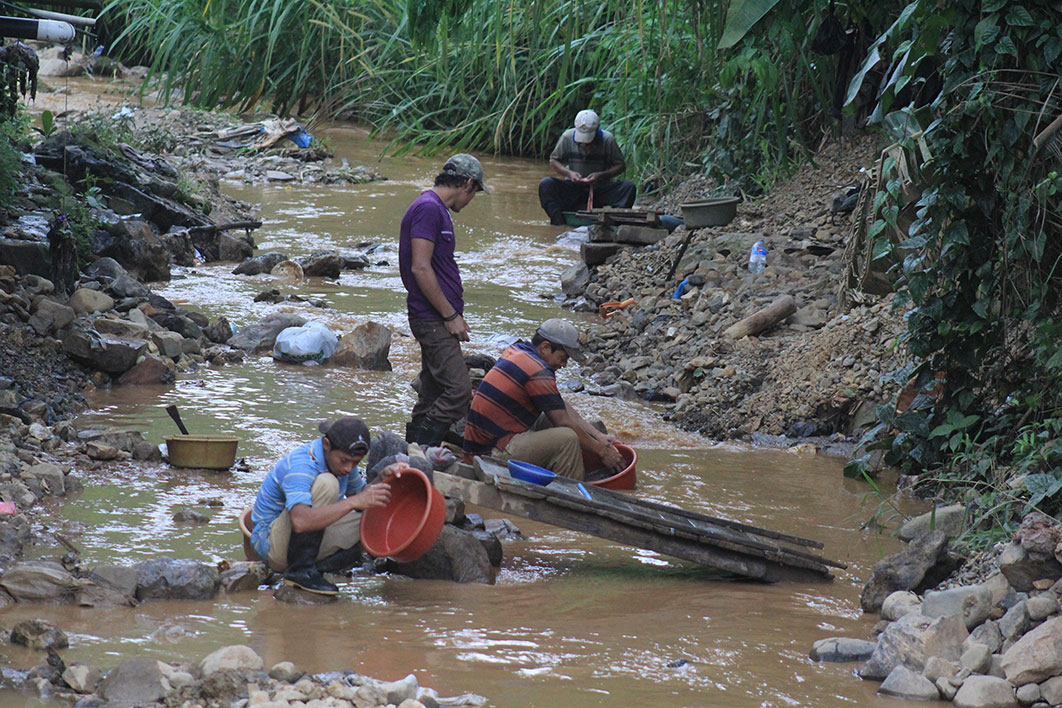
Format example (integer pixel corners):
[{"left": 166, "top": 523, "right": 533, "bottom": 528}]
[{"left": 399, "top": 154, "right": 488, "bottom": 446}]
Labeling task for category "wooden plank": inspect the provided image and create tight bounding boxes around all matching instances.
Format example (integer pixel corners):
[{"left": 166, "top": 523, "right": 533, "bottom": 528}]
[{"left": 433, "top": 471, "right": 833, "bottom": 582}]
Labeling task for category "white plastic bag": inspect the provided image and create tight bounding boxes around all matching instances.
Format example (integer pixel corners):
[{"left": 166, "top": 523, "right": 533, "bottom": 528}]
[{"left": 272, "top": 321, "right": 338, "bottom": 365}]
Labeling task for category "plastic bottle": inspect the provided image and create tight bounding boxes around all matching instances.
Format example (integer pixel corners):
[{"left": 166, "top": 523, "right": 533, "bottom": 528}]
[{"left": 748, "top": 240, "right": 767, "bottom": 274}]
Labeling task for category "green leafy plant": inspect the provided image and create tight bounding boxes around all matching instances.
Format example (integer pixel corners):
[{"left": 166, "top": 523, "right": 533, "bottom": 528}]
[{"left": 35, "top": 109, "right": 56, "bottom": 138}]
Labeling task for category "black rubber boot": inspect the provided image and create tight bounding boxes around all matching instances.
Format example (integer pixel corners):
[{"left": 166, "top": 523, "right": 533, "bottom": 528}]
[
  {"left": 283, "top": 530, "right": 338, "bottom": 595},
  {"left": 404, "top": 418, "right": 423, "bottom": 444},
  {"left": 315, "top": 545, "right": 363, "bottom": 574},
  {"left": 413, "top": 417, "right": 450, "bottom": 447}
]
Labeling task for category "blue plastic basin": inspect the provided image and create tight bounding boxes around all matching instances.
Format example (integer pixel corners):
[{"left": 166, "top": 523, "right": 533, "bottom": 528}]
[{"left": 507, "top": 459, "right": 556, "bottom": 486}]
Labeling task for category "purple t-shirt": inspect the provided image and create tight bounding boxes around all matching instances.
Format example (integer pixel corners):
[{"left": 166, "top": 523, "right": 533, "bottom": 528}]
[{"left": 399, "top": 190, "right": 464, "bottom": 320}]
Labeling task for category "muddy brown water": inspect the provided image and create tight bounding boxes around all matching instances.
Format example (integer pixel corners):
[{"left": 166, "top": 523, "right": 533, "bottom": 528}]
[{"left": 4, "top": 116, "right": 933, "bottom": 707}]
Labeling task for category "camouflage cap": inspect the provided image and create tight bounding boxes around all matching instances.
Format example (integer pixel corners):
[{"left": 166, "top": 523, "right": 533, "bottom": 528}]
[{"left": 442, "top": 153, "right": 489, "bottom": 193}]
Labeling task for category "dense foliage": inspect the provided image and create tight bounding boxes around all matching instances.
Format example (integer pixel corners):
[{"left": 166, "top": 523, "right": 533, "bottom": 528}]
[
  {"left": 846, "top": 0, "right": 1062, "bottom": 544},
  {"left": 103, "top": 0, "right": 903, "bottom": 188}
]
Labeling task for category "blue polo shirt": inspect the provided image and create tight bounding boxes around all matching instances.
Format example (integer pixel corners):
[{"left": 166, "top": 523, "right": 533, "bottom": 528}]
[{"left": 250, "top": 437, "right": 365, "bottom": 560}]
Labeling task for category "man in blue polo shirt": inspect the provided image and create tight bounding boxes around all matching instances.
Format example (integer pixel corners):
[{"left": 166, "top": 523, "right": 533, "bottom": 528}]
[
  {"left": 251, "top": 417, "right": 393, "bottom": 595},
  {"left": 399, "top": 154, "right": 489, "bottom": 447}
]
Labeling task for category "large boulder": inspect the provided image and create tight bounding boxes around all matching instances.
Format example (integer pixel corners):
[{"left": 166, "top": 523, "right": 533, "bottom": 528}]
[
  {"left": 117, "top": 355, "right": 175, "bottom": 385},
  {"left": 96, "top": 658, "right": 172, "bottom": 707},
  {"left": 560, "top": 262, "right": 590, "bottom": 297},
  {"left": 878, "top": 665, "right": 939, "bottom": 701},
  {"left": 29, "top": 298, "right": 76, "bottom": 336},
  {"left": 332, "top": 321, "right": 392, "bottom": 371},
  {"left": 859, "top": 611, "right": 968, "bottom": 680},
  {"left": 68, "top": 288, "right": 115, "bottom": 315},
  {"left": 808, "top": 637, "right": 877, "bottom": 663},
  {"left": 898, "top": 504, "right": 968, "bottom": 542},
  {"left": 233, "top": 251, "right": 287, "bottom": 276},
  {"left": 0, "top": 560, "right": 81, "bottom": 603},
  {"left": 134, "top": 557, "right": 220, "bottom": 601},
  {"left": 384, "top": 525, "right": 496, "bottom": 584},
  {"left": 860, "top": 530, "right": 959, "bottom": 613},
  {"left": 97, "top": 219, "right": 173, "bottom": 282},
  {"left": 63, "top": 329, "right": 147, "bottom": 375},
  {"left": 998, "top": 540, "right": 1062, "bottom": 592},
  {"left": 10, "top": 619, "right": 69, "bottom": 649},
  {"left": 228, "top": 313, "right": 307, "bottom": 352},
  {"left": 199, "top": 645, "right": 264, "bottom": 676},
  {"left": 298, "top": 251, "right": 343, "bottom": 278},
  {"left": 1000, "top": 616, "right": 1062, "bottom": 685},
  {"left": 922, "top": 585, "right": 993, "bottom": 628},
  {"left": 952, "top": 675, "right": 1016, "bottom": 708}
]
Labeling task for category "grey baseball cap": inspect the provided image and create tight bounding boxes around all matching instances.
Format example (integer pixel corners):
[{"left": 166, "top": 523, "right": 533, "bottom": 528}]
[
  {"left": 536, "top": 318, "right": 586, "bottom": 362},
  {"left": 442, "top": 153, "right": 489, "bottom": 193}
]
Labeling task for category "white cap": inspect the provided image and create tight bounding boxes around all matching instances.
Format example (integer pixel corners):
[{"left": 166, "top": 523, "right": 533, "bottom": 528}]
[{"left": 573, "top": 110, "right": 600, "bottom": 144}]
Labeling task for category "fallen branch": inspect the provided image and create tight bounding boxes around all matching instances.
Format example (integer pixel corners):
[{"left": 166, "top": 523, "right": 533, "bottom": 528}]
[
  {"left": 723, "top": 295, "right": 797, "bottom": 339},
  {"left": 185, "top": 221, "right": 263, "bottom": 236}
]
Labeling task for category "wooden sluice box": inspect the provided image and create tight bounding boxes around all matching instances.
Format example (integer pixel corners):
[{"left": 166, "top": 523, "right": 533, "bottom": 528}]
[{"left": 434, "top": 458, "right": 847, "bottom": 583}]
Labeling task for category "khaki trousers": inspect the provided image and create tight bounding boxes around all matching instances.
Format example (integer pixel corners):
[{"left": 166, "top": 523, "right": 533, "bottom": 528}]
[
  {"left": 495, "top": 427, "right": 585, "bottom": 481},
  {"left": 265, "top": 474, "right": 362, "bottom": 572}
]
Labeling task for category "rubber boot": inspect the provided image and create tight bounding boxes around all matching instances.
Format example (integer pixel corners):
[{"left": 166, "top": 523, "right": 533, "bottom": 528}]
[
  {"left": 283, "top": 530, "right": 338, "bottom": 595},
  {"left": 404, "top": 419, "right": 422, "bottom": 444},
  {"left": 413, "top": 417, "right": 450, "bottom": 447},
  {"left": 315, "top": 545, "right": 363, "bottom": 575}
]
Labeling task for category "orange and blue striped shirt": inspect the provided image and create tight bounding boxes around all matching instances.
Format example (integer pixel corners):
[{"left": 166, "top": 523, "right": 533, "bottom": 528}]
[{"left": 463, "top": 341, "right": 565, "bottom": 456}]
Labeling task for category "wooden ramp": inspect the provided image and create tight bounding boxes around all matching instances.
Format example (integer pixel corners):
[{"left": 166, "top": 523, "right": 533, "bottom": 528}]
[{"left": 434, "top": 458, "right": 846, "bottom": 583}]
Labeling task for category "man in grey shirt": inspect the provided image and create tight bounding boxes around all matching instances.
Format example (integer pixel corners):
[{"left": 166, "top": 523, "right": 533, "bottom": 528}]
[{"left": 538, "top": 109, "right": 637, "bottom": 225}]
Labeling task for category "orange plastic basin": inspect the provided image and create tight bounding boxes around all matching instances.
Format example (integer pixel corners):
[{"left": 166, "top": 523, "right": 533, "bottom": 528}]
[
  {"left": 583, "top": 443, "right": 638, "bottom": 490},
  {"left": 360, "top": 466, "right": 445, "bottom": 562}
]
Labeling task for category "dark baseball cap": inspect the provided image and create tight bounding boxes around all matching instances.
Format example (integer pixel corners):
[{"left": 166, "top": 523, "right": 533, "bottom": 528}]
[
  {"left": 536, "top": 318, "right": 586, "bottom": 362},
  {"left": 318, "top": 417, "right": 370, "bottom": 455},
  {"left": 442, "top": 153, "right": 489, "bottom": 193}
]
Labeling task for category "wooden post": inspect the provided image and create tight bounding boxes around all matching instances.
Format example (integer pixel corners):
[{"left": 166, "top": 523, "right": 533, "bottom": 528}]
[{"left": 723, "top": 295, "right": 797, "bottom": 339}]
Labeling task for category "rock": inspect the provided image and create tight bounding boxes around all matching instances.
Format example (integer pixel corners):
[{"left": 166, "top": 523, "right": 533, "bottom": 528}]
[
  {"left": 25, "top": 463, "right": 65, "bottom": 496},
  {"left": 878, "top": 665, "right": 940, "bottom": 701},
  {"left": 1000, "top": 541, "right": 1062, "bottom": 592},
  {"left": 788, "top": 305, "right": 828, "bottom": 328},
  {"left": 150, "top": 330, "right": 184, "bottom": 358},
  {"left": 63, "top": 329, "right": 147, "bottom": 374},
  {"left": 199, "top": 645, "right": 264, "bottom": 676},
  {"left": 1001, "top": 617, "right": 1062, "bottom": 685},
  {"left": 581, "top": 241, "right": 622, "bottom": 267},
  {"left": 1040, "top": 676, "right": 1062, "bottom": 705},
  {"left": 68, "top": 288, "right": 115, "bottom": 315},
  {"left": 953, "top": 675, "right": 1017, "bottom": 708},
  {"left": 149, "top": 311, "right": 202, "bottom": 339},
  {"left": 923, "top": 585, "right": 994, "bottom": 628},
  {"left": 924, "top": 655, "right": 960, "bottom": 681},
  {"left": 881, "top": 590, "right": 922, "bottom": 621},
  {"left": 217, "top": 233, "right": 254, "bottom": 261},
  {"left": 83, "top": 257, "right": 128, "bottom": 282},
  {"left": 85, "top": 441, "right": 119, "bottom": 460},
  {"left": 204, "top": 316, "right": 234, "bottom": 344},
  {"left": 228, "top": 313, "right": 307, "bottom": 352},
  {"left": 268, "top": 661, "right": 301, "bottom": 683},
  {"left": 273, "top": 584, "right": 337, "bottom": 604},
  {"left": 219, "top": 562, "right": 270, "bottom": 593},
  {"left": 808, "top": 637, "right": 876, "bottom": 662},
  {"left": 298, "top": 252, "right": 343, "bottom": 278},
  {"left": 968, "top": 621, "right": 1004, "bottom": 654},
  {"left": 859, "top": 612, "right": 968, "bottom": 680},
  {"left": 1027, "top": 594, "right": 1059, "bottom": 621},
  {"left": 0, "top": 561, "right": 80, "bottom": 603},
  {"left": 962, "top": 643, "right": 994, "bottom": 674},
  {"left": 356, "top": 674, "right": 418, "bottom": 707},
  {"left": 96, "top": 658, "right": 172, "bottom": 707},
  {"left": 1000, "top": 601, "right": 1031, "bottom": 640},
  {"left": 1015, "top": 682, "right": 1041, "bottom": 706},
  {"left": 78, "top": 565, "right": 138, "bottom": 608},
  {"left": 134, "top": 557, "right": 220, "bottom": 601},
  {"left": 172, "top": 508, "right": 209, "bottom": 523},
  {"left": 560, "top": 262, "right": 590, "bottom": 297},
  {"left": 29, "top": 298, "right": 75, "bottom": 336},
  {"left": 10, "top": 619, "right": 69, "bottom": 650},
  {"left": 860, "top": 530, "right": 959, "bottom": 613},
  {"left": 117, "top": 355, "right": 175, "bottom": 385},
  {"left": 332, "top": 321, "right": 392, "bottom": 371},
  {"left": 108, "top": 274, "right": 150, "bottom": 299},
  {"left": 615, "top": 225, "right": 667, "bottom": 245},
  {"left": 94, "top": 317, "right": 151, "bottom": 340},
  {"left": 62, "top": 663, "right": 101, "bottom": 693},
  {"left": 233, "top": 252, "right": 287, "bottom": 276},
  {"left": 899, "top": 504, "right": 968, "bottom": 542},
  {"left": 385, "top": 525, "right": 495, "bottom": 584}
]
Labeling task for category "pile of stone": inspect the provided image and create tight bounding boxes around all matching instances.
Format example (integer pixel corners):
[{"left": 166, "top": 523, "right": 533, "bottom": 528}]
[
  {"left": 1, "top": 636, "right": 486, "bottom": 708},
  {"left": 812, "top": 512, "right": 1062, "bottom": 707}
]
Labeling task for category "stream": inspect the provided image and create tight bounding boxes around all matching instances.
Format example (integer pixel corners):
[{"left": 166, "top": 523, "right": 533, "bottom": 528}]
[{"left": 3, "top": 121, "right": 932, "bottom": 707}]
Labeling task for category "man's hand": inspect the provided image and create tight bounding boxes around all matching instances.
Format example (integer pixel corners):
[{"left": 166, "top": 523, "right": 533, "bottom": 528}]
[
  {"left": 599, "top": 443, "right": 624, "bottom": 472},
  {"left": 350, "top": 481, "right": 392, "bottom": 511},
  {"left": 582, "top": 171, "right": 604, "bottom": 184},
  {"left": 446, "top": 314, "right": 471, "bottom": 341}
]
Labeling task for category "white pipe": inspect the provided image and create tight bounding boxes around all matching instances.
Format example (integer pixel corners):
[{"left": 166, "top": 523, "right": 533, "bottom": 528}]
[
  {"left": 0, "top": 16, "right": 76, "bottom": 42},
  {"left": 26, "top": 8, "right": 96, "bottom": 26}
]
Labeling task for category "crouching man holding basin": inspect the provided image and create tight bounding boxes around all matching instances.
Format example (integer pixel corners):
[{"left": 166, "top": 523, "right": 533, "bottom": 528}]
[{"left": 250, "top": 417, "right": 396, "bottom": 596}]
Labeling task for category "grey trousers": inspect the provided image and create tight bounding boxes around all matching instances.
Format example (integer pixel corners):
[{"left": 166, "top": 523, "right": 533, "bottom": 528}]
[{"left": 409, "top": 316, "right": 472, "bottom": 424}]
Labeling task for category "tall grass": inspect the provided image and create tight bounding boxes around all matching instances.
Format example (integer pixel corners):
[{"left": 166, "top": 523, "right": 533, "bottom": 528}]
[{"left": 104, "top": 0, "right": 885, "bottom": 186}]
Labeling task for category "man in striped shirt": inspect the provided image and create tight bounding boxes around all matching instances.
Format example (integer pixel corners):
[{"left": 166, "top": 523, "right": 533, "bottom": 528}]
[
  {"left": 463, "top": 319, "right": 624, "bottom": 479},
  {"left": 251, "top": 417, "right": 394, "bottom": 595}
]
